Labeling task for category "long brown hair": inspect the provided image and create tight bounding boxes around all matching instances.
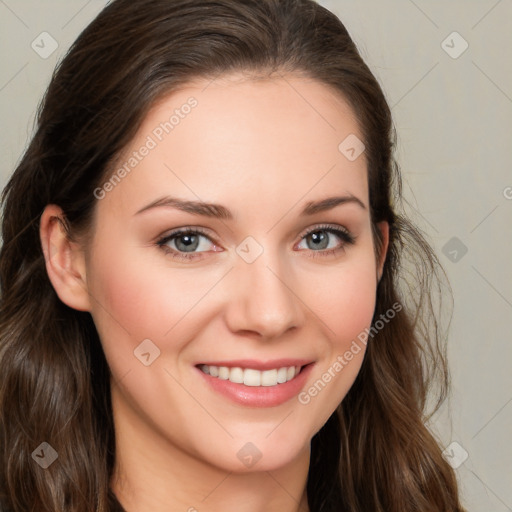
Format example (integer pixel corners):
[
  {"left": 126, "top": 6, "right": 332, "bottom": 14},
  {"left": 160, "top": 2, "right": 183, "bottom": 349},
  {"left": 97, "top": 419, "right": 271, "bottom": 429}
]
[{"left": 0, "top": 0, "right": 465, "bottom": 510}]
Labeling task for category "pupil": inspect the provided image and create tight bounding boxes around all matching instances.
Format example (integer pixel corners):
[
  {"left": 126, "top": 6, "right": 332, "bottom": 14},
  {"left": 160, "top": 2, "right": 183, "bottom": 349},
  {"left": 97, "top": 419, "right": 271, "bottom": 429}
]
[
  {"left": 310, "top": 231, "right": 327, "bottom": 249},
  {"left": 177, "top": 234, "right": 198, "bottom": 251}
]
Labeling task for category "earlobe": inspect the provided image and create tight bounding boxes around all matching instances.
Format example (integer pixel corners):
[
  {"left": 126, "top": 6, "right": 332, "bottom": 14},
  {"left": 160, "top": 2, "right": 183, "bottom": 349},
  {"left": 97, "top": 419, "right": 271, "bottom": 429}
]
[
  {"left": 376, "top": 221, "right": 390, "bottom": 282},
  {"left": 39, "top": 204, "right": 91, "bottom": 311}
]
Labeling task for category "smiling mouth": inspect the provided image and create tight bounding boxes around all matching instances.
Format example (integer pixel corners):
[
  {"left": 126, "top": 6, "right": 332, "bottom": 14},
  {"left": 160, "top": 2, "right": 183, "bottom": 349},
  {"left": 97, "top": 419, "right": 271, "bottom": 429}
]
[{"left": 197, "top": 364, "right": 306, "bottom": 387}]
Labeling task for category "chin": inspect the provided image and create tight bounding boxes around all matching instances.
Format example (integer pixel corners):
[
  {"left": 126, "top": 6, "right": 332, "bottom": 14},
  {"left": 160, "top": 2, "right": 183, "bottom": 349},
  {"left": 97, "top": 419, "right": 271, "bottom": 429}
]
[{"left": 198, "top": 434, "right": 310, "bottom": 473}]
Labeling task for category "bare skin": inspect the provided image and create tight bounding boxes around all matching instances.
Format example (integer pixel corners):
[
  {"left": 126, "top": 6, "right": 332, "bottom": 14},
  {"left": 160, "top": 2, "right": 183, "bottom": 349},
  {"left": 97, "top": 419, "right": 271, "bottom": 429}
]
[{"left": 40, "top": 73, "right": 389, "bottom": 512}]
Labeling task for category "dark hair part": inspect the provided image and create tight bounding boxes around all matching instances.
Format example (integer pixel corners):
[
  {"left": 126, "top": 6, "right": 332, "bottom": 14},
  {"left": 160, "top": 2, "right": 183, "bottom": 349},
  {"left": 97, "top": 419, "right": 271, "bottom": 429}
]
[{"left": 0, "top": 0, "right": 465, "bottom": 510}]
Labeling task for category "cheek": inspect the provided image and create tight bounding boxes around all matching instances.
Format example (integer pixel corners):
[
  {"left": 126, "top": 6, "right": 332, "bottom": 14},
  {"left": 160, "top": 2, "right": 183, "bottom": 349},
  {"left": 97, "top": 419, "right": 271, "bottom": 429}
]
[
  {"left": 331, "top": 271, "right": 377, "bottom": 345},
  {"left": 85, "top": 242, "right": 224, "bottom": 368},
  {"left": 309, "top": 255, "right": 378, "bottom": 347},
  {"left": 297, "top": 255, "right": 377, "bottom": 416},
  {"left": 85, "top": 242, "right": 159, "bottom": 366}
]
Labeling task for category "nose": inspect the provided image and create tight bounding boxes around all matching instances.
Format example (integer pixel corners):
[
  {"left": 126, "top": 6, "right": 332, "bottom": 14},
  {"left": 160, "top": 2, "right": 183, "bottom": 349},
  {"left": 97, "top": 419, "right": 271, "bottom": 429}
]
[{"left": 222, "top": 248, "right": 305, "bottom": 340}]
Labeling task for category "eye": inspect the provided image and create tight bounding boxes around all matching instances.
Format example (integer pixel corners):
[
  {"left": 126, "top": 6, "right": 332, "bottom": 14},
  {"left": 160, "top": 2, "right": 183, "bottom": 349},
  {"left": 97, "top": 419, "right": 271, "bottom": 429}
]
[
  {"left": 156, "top": 223, "right": 356, "bottom": 262},
  {"left": 296, "top": 224, "right": 356, "bottom": 258},
  {"left": 156, "top": 227, "right": 220, "bottom": 261}
]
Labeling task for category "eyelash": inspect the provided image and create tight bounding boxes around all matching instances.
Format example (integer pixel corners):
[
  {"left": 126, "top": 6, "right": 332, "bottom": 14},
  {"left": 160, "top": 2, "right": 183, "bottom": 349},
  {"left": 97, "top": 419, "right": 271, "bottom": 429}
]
[{"left": 156, "top": 224, "right": 356, "bottom": 261}]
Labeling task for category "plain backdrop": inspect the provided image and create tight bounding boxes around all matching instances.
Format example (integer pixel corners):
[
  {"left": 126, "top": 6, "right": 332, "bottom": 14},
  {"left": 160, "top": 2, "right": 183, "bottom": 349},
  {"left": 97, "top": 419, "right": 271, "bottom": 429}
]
[{"left": 0, "top": 1, "right": 511, "bottom": 510}]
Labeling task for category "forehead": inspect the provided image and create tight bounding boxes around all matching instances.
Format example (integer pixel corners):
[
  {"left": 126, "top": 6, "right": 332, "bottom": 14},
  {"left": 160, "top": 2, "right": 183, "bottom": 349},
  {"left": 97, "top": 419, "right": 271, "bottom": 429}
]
[{"left": 100, "top": 74, "right": 369, "bottom": 221}]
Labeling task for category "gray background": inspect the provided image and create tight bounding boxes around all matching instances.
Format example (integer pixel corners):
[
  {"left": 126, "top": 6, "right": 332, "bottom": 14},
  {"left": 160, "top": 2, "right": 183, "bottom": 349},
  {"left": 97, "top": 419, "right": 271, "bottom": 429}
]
[{"left": 0, "top": 1, "right": 511, "bottom": 510}]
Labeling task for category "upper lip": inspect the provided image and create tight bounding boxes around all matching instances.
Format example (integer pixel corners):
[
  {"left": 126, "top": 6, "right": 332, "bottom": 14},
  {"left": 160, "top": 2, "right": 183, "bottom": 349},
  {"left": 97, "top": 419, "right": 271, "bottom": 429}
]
[{"left": 196, "top": 359, "right": 314, "bottom": 371}]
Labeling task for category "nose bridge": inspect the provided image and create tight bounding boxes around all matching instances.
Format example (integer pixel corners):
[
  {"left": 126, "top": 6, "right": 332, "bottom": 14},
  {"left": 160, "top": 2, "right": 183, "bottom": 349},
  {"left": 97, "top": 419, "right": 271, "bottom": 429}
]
[{"left": 225, "top": 237, "right": 303, "bottom": 338}]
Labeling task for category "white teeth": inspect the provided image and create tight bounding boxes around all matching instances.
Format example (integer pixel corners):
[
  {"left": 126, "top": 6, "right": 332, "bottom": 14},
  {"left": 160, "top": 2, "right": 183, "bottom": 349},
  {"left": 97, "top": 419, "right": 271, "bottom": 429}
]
[
  {"left": 218, "top": 366, "right": 230, "bottom": 380},
  {"left": 276, "top": 367, "right": 288, "bottom": 383},
  {"left": 261, "top": 369, "right": 277, "bottom": 387},
  {"left": 229, "top": 367, "right": 244, "bottom": 384},
  {"left": 243, "top": 369, "right": 261, "bottom": 387},
  {"left": 199, "top": 364, "right": 303, "bottom": 386}
]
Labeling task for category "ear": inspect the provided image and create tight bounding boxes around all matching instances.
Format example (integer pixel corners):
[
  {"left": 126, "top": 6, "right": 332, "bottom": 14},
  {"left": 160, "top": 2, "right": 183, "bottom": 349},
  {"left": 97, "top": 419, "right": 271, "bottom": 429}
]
[
  {"left": 39, "top": 204, "right": 91, "bottom": 311},
  {"left": 375, "top": 221, "right": 389, "bottom": 283}
]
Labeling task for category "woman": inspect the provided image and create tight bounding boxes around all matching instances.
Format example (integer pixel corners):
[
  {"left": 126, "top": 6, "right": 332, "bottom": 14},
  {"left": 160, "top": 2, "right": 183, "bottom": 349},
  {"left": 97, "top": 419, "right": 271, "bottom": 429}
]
[{"left": 0, "top": 0, "right": 466, "bottom": 510}]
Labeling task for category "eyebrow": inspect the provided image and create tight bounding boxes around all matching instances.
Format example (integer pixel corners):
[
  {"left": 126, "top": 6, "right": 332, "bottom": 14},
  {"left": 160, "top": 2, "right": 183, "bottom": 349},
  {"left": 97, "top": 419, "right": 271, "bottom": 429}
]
[{"left": 134, "top": 194, "right": 366, "bottom": 219}]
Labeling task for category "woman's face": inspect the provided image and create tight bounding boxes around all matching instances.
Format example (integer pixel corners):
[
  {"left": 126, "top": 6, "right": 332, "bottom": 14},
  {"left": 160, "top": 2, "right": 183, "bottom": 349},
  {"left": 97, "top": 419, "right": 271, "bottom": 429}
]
[{"left": 80, "top": 74, "right": 388, "bottom": 472}]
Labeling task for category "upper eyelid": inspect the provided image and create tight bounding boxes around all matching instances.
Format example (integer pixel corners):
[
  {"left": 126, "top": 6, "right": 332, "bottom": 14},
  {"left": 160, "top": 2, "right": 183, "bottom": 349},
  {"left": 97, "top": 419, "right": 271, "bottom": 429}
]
[{"left": 301, "top": 224, "right": 350, "bottom": 236}]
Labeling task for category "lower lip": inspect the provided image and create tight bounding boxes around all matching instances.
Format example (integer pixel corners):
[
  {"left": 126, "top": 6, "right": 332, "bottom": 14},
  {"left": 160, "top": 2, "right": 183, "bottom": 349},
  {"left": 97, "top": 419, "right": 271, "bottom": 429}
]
[{"left": 196, "top": 364, "right": 315, "bottom": 408}]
